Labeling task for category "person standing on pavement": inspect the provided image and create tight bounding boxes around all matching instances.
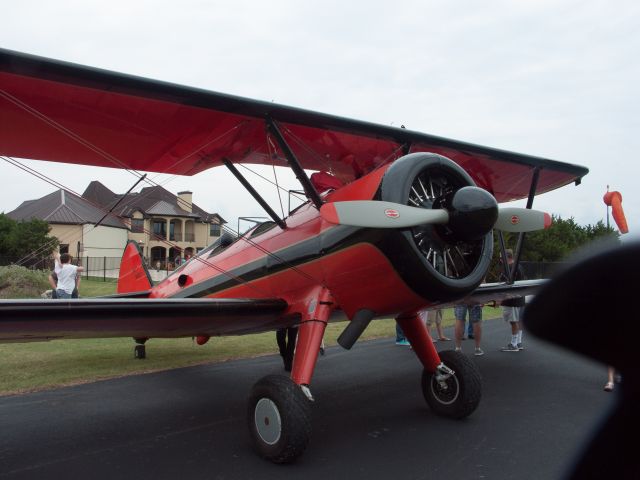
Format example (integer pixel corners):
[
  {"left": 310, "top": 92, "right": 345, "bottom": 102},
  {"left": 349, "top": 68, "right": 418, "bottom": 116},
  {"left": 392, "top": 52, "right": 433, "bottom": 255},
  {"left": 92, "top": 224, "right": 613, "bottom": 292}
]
[
  {"left": 500, "top": 249, "right": 526, "bottom": 352},
  {"left": 454, "top": 304, "right": 484, "bottom": 356},
  {"left": 419, "top": 309, "right": 450, "bottom": 342}
]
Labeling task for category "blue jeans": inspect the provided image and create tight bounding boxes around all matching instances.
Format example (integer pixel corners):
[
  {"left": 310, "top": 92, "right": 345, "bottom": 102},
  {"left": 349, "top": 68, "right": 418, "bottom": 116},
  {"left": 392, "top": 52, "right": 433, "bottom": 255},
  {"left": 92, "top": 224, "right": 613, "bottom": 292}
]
[{"left": 56, "top": 289, "right": 72, "bottom": 299}]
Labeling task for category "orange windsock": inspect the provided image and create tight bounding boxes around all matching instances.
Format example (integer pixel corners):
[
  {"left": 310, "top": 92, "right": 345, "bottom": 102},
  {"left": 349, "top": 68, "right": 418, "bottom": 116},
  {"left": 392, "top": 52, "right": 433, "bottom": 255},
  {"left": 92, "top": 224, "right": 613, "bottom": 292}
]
[{"left": 603, "top": 190, "right": 629, "bottom": 234}]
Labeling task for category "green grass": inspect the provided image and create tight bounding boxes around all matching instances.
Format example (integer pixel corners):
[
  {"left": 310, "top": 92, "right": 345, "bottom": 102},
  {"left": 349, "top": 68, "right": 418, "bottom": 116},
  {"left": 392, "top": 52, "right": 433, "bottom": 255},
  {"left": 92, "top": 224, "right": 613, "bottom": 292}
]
[
  {"left": 0, "top": 320, "right": 399, "bottom": 395},
  {"left": 78, "top": 277, "right": 119, "bottom": 297},
  {"left": 1, "top": 276, "right": 500, "bottom": 396}
]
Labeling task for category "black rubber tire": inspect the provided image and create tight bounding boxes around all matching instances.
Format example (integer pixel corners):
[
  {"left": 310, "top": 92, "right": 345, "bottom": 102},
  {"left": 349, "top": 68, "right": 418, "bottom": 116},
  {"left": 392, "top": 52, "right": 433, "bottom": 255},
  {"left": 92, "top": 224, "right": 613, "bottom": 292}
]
[
  {"left": 248, "top": 375, "right": 312, "bottom": 463},
  {"left": 422, "top": 350, "right": 481, "bottom": 419}
]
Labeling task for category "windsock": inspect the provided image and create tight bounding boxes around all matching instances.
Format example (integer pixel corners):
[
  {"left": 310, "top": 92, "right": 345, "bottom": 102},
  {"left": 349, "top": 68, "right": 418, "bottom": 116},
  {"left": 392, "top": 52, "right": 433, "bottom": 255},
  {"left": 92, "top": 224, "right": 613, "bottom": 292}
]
[{"left": 603, "top": 190, "right": 629, "bottom": 234}]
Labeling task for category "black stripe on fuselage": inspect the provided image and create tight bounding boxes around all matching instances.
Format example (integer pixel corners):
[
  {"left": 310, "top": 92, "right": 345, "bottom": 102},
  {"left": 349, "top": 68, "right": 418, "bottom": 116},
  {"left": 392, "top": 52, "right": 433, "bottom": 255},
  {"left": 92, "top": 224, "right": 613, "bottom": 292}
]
[
  {"left": 170, "top": 223, "right": 455, "bottom": 303},
  {"left": 172, "top": 225, "right": 386, "bottom": 299}
]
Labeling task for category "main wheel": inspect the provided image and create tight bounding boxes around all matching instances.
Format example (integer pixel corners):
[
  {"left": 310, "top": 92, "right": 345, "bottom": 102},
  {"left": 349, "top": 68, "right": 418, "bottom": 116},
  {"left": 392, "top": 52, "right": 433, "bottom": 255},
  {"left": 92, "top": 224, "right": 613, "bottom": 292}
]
[
  {"left": 422, "top": 350, "right": 481, "bottom": 419},
  {"left": 248, "top": 375, "right": 312, "bottom": 463}
]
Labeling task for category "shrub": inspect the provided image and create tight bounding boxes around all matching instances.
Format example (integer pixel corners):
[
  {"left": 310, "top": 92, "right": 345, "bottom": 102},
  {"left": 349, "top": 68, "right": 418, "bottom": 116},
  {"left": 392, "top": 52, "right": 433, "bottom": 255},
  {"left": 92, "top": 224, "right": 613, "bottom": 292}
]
[{"left": 0, "top": 265, "right": 50, "bottom": 299}]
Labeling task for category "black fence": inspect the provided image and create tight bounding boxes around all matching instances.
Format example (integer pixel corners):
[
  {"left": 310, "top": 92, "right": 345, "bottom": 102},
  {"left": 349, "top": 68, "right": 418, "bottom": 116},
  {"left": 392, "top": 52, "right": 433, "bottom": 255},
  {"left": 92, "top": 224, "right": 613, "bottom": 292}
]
[{"left": 0, "top": 256, "right": 118, "bottom": 279}]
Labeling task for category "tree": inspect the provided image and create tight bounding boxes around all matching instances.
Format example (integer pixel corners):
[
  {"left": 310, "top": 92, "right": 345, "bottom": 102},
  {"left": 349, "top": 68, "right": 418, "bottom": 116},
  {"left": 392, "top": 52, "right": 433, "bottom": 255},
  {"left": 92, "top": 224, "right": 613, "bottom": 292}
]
[
  {"left": 495, "top": 215, "right": 618, "bottom": 263},
  {"left": 0, "top": 214, "right": 59, "bottom": 261},
  {"left": 0, "top": 214, "right": 15, "bottom": 255},
  {"left": 488, "top": 216, "right": 619, "bottom": 280}
]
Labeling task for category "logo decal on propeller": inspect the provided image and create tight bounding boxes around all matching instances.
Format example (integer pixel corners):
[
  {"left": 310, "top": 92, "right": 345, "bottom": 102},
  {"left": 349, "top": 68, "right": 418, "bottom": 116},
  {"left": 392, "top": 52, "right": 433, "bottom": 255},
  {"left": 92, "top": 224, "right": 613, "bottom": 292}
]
[{"left": 385, "top": 208, "right": 400, "bottom": 219}]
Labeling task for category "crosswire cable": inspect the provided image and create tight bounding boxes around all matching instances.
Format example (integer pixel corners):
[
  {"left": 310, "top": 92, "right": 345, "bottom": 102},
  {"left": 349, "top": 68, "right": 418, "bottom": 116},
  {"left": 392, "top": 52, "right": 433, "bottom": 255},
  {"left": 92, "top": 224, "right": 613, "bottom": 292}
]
[
  {"left": 2, "top": 157, "right": 271, "bottom": 295},
  {"left": 3, "top": 155, "right": 323, "bottom": 290},
  {"left": 0, "top": 89, "right": 328, "bottom": 288}
]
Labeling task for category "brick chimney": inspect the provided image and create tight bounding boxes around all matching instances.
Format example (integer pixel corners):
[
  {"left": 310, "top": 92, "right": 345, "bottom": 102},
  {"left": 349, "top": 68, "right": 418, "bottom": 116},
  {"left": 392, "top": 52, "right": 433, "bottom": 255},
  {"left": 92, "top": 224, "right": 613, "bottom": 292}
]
[{"left": 177, "top": 191, "right": 193, "bottom": 213}]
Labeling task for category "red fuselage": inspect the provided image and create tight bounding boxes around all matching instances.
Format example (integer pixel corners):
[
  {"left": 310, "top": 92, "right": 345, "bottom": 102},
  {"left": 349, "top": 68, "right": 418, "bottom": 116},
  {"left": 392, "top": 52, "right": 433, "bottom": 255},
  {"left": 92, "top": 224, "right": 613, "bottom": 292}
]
[{"left": 151, "top": 164, "right": 428, "bottom": 322}]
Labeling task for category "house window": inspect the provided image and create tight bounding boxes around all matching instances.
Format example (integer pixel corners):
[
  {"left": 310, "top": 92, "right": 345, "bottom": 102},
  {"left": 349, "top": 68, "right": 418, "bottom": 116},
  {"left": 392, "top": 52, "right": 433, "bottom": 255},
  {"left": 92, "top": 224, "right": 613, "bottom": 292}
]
[
  {"left": 152, "top": 220, "right": 167, "bottom": 240},
  {"left": 210, "top": 224, "right": 221, "bottom": 236},
  {"left": 131, "top": 218, "right": 144, "bottom": 233}
]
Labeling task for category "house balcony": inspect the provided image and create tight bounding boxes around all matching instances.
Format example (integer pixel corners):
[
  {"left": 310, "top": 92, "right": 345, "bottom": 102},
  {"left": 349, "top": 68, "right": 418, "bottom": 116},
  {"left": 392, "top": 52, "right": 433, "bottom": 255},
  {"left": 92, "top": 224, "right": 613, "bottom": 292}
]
[{"left": 184, "top": 233, "right": 195, "bottom": 242}]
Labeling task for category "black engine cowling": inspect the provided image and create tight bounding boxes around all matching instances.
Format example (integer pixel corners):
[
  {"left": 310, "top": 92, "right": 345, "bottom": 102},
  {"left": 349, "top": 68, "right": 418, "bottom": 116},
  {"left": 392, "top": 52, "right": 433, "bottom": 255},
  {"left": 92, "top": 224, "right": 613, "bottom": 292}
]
[{"left": 375, "top": 152, "right": 494, "bottom": 302}]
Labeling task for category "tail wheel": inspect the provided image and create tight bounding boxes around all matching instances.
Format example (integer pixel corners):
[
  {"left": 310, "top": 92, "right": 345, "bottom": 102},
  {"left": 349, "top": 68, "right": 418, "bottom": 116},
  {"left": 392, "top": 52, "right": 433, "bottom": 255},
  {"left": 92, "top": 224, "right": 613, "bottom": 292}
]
[
  {"left": 248, "top": 375, "right": 312, "bottom": 463},
  {"left": 422, "top": 350, "right": 481, "bottom": 419}
]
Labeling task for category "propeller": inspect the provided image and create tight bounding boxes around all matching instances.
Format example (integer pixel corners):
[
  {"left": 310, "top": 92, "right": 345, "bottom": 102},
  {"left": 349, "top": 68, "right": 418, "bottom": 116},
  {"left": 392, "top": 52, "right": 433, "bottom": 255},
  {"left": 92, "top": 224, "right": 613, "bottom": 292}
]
[{"left": 321, "top": 187, "right": 551, "bottom": 237}]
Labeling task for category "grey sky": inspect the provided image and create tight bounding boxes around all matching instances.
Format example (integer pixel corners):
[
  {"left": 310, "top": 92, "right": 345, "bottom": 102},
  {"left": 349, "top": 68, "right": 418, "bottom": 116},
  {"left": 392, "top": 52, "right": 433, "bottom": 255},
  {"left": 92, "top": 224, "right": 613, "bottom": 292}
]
[{"left": 1, "top": 0, "right": 638, "bottom": 236}]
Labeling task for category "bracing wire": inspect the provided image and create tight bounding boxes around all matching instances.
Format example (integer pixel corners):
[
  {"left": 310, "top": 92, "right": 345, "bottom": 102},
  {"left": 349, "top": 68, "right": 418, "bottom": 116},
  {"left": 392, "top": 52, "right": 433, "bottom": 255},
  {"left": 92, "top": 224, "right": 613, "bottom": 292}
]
[{"left": 0, "top": 88, "right": 336, "bottom": 289}]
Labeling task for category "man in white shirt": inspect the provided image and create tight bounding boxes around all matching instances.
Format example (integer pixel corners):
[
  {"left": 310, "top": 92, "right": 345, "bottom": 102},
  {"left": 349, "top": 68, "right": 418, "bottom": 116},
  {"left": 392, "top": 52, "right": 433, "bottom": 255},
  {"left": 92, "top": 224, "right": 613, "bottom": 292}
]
[{"left": 55, "top": 253, "right": 84, "bottom": 299}]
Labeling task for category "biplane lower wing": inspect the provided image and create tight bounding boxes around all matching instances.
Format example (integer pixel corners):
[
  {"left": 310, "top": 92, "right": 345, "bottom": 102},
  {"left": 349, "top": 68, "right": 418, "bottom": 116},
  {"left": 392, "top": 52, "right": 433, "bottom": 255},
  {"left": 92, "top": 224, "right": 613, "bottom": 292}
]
[
  {"left": 436, "top": 279, "right": 546, "bottom": 309},
  {"left": 0, "top": 297, "right": 291, "bottom": 342}
]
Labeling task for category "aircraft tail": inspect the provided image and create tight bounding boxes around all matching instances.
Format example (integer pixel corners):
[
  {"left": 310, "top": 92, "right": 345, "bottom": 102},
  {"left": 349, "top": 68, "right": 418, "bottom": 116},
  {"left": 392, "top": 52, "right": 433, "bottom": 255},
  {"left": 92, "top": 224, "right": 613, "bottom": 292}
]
[{"left": 117, "top": 241, "right": 153, "bottom": 294}]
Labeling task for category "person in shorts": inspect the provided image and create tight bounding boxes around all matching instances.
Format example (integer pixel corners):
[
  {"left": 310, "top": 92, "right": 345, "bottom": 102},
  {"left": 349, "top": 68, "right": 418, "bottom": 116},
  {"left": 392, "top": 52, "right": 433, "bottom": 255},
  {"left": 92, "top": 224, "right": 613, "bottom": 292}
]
[
  {"left": 454, "top": 304, "right": 484, "bottom": 356},
  {"left": 500, "top": 249, "right": 526, "bottom": 352},
  {"left": 419, "top": 309, "right": 450, "bottom": 342}
]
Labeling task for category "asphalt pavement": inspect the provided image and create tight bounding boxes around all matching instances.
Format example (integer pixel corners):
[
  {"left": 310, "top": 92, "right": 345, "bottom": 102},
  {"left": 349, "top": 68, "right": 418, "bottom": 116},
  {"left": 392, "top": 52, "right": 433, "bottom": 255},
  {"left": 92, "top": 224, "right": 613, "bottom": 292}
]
[{"left": 0, "top": 319, "right": 615, "bottom": 479}]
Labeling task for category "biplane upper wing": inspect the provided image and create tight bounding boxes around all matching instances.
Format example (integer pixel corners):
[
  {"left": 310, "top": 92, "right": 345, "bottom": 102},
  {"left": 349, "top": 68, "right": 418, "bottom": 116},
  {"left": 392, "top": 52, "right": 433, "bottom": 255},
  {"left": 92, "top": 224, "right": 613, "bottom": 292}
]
[
  {"left": 0, "top": 297, "right": 292, "bottom": 343},
  {"left": 0, "top": 48, "right": 587, "bottom": 201}
]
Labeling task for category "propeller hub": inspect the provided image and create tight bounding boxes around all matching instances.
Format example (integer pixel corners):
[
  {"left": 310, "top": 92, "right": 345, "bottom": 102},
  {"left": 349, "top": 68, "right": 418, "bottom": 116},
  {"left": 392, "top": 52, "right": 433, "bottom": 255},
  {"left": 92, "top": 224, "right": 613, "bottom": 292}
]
[{"left": 444, "top": 187, "right": 498, "bottom": 242}]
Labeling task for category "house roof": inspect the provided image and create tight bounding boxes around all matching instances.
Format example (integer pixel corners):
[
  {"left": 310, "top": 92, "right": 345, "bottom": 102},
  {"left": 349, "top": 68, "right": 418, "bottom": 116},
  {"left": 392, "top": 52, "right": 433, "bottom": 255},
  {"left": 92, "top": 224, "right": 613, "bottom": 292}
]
[
  {"left": 146, "top": 200, "right": 200, "bottom": 218},
  {"left": 7, "top": 190, "right": 127, "bottom": 228},
  {"left": 82, "top": 180, "right": 117, "bottom": 207},
  {"left": 82, "top": 182, "right": 226, "bottom": 224}
]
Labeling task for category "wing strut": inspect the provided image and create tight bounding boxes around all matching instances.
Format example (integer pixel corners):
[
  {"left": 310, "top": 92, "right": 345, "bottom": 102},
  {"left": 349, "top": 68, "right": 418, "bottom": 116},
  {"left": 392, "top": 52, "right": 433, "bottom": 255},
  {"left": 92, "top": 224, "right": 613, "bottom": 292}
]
[
  {"left": 497, "top": 166, "right": 541, "bottom": 283},
  {"left": 221, "top": 158, "right": 287, "bottom": 230},
  {"left": 266, "top": 117, "right": 323, "bottom": 209}
]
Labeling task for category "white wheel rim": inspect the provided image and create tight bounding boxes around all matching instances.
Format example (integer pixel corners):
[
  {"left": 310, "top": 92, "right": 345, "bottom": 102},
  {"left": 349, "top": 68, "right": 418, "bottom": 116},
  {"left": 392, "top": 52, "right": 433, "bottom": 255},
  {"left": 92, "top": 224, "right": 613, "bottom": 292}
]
[
  {"left": 254, "top": 398, "right": 282, "bottom": 445},
  {"left": 430, "top": 375, "right": 460, "bottom": 405}
]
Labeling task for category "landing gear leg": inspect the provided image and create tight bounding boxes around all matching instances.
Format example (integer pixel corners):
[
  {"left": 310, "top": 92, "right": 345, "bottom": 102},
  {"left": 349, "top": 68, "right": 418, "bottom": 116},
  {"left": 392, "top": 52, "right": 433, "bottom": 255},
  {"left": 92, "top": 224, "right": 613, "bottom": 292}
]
[
  {"left": 248, "top": 287, "right": 333, "bottom": 463},
  {"left": 396, "top": 313, "right": 441, "bottom": 372},
  {"left": 133, "top": 337, "right": 147, "bottom": 359}
]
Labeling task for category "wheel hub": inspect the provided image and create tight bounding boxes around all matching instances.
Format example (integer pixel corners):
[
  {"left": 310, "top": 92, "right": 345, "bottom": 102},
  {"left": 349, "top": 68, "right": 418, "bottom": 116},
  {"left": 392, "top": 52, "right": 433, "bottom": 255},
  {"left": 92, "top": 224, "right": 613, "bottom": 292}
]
[
  {"left": 254, "top": 398, "right": 282, "bottom": 445},
  {"left": 430, "top": 372, "right": 460, "bottom": 405},
  {"left": 409, "top": 166, "right": 488, "bottom": 280}
]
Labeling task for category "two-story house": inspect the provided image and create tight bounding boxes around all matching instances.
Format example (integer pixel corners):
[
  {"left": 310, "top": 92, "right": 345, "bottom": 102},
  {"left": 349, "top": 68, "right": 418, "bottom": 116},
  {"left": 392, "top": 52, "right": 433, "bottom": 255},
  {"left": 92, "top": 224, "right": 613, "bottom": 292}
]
[
  {"left": 82, "top": 181, "right": 226, "bottom": 267},
  {"left": 6, "top": 189, "right": 128, "bottom": 259}
]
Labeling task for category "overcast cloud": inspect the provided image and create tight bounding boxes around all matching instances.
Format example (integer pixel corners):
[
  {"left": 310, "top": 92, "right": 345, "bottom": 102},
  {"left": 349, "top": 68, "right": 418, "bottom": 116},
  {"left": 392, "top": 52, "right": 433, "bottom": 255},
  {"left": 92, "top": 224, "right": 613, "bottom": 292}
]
[{"left": 1, "top": 0, "right": 638, "bottom": 237}]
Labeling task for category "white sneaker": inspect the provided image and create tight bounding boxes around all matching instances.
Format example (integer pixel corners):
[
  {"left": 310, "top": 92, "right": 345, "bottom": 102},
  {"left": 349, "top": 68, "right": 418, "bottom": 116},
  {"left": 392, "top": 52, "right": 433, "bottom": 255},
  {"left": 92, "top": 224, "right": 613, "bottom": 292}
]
[{"left": 474, "top": 347, "right": 484, "bottom": 356}]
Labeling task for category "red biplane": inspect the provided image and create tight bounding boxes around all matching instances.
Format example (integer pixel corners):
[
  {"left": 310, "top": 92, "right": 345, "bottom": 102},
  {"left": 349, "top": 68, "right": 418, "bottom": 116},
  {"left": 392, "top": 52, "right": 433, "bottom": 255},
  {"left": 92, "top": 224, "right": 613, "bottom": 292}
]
[{"left": 0, "top": 48, "right": 588, "bottom": 463}]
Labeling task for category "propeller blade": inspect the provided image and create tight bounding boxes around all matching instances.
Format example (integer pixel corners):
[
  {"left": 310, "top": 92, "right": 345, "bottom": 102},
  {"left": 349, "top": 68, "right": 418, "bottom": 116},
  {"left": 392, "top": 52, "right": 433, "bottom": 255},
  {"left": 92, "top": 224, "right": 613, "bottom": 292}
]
[
  {"left": 321, "top": 201, "right": 551, "bottom": 233},
  {"left": 495, "top": 208, "right": 551, "bottom": 232},
  {"left": 321, "top": 201, "right": 449, "bottom": 228}
]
